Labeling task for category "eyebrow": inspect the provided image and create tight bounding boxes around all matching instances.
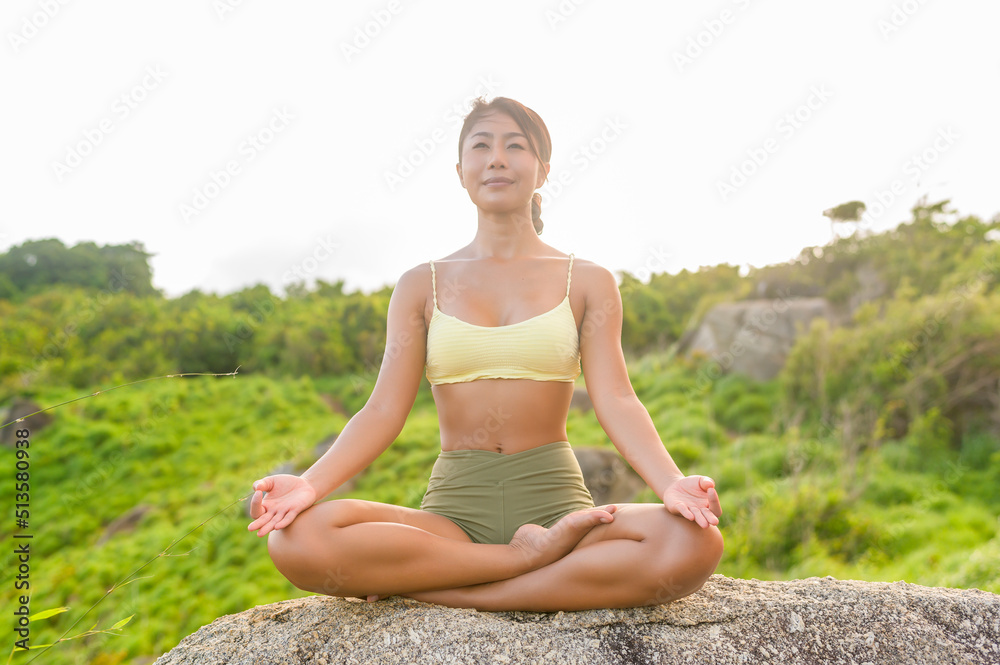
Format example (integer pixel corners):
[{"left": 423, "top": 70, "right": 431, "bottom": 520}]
[{"left": 470, "top": 131, "right": 527, "bottom": 140}]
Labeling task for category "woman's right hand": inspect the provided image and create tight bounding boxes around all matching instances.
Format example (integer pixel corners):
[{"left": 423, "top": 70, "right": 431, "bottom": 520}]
[{"left": 247, "top": 474, "right": 318, "bottom": 537}]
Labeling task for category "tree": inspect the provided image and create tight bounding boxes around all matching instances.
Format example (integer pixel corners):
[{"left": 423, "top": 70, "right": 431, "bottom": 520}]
[{"left": 823, "top": 201, "right": 867, "bottom": 240}]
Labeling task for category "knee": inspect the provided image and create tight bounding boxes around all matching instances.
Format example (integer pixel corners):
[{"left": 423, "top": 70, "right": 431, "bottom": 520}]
[
  {"left": 263, "top": 508, "right": 327, "bottom": 588},
  {"left": 696, "top": 524, "right": 724, "bottom": 578},
  {"left": 266, "top": 526, "right": 344, "bottom": 595},
  {"left": 647, "top": 522, "right": 724, "bottom": 604},
  {"left": 265, "top": 524, "right": 305, "bottom": 583},
  {"left": 680, "top": 524, "right": 723, "bottom": 594}
]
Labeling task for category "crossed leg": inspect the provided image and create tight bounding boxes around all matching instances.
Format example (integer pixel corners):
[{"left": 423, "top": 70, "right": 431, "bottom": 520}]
[
  {"left": 404, "top": 503, "right": 724, "bottom": 611},
  {"left": 264, "top": 498, "right": 616, "bottom": 599},
  {"left": 265, "top": 499, "right": 722, "bottom": 611}
]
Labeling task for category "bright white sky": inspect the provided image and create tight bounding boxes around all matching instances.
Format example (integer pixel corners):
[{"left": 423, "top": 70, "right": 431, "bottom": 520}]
[{"left": 3, "top": 0, "right": 998, "bottom": 297}]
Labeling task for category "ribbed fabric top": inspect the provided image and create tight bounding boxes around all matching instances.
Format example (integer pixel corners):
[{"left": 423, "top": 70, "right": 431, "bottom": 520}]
[{"left": 425, "top": 255, "right": 582, "bottom": 385}]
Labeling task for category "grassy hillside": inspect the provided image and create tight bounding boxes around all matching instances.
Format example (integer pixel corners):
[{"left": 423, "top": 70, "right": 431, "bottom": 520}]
[
  {"left": 2, "top": 362, "right": 997, "bottom": 664},
  {"left": 3, "top": 199, "right": 999, "bottom": 663}
]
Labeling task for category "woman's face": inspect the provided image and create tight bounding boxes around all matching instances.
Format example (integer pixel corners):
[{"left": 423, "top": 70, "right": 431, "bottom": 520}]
[{"left": 456, "top": 112, "right": 549, "bottom": 216}]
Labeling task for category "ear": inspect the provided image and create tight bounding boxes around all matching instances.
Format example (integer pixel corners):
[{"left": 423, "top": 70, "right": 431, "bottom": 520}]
[
  {"left": 535, "top": 162, "right": 550, "bottom": 189},
  {"left": 456, "top": 162, "right": 466, "bottom": 189}
]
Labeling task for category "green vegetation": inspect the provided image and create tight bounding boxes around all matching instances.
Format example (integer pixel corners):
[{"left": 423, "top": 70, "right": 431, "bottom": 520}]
[{"left": 1, "top": 199, "right": 998, "bottom": 663}]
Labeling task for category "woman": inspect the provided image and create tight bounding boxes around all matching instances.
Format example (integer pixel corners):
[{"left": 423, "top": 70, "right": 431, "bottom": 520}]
[{"left": 247, "top": 97, "right": 723, "bottom": 612}]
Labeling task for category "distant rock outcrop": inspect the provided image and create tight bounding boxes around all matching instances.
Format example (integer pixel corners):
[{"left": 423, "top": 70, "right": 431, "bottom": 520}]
[
  {"left": 570, "top": 386, "right": 593, "bottom": 412},
  {"left": 154, "top": 576, "right": 1000, "bottom": 664},
  {"left": 573, "top": 446, "right": 646, "bottom": 504},
  {"left": 677, "top": 298, "right": 838, "bottom": 381},
  {"left": 0, "top": 398, "right": 52, "bottom": 446}
]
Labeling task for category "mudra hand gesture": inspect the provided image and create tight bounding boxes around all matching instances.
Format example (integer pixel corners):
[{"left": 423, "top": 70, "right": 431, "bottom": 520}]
[
  {"left": 661, "top": 475, "right": 722, "bottom": 529},
  {"left": 247, "top": 474, "right": 318, "bottom": 536}
]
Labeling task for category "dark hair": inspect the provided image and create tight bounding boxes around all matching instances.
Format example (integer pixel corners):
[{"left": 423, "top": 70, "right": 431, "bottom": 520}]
[{"left": 457, "top": 97, "right": 551, "bottom": 235}]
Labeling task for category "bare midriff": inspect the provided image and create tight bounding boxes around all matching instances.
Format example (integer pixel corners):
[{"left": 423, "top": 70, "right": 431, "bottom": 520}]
[{"left": 432, "top": 380, "right": 575, "bottom": 454}]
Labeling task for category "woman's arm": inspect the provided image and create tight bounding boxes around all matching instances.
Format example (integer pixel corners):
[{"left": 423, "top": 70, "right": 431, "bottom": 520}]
[
  {"left": 299, "top": 264, "right": 430, "bottom": 499},
  {"left": 248, "top": 264, "right": 431, "bottom": 535},
  {"left": 577, "top": 262, "right": 720, "bottom": 525}
]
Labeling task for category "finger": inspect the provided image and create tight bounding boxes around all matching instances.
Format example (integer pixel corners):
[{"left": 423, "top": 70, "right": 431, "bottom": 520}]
[
  {"left": 249, "top": 490, "right": 264, "bottom": 519},
  {"left": 248, "top": 515, "right": 271, "bottom": 534},
  {"left": 274, "top": 510, "right": 297, "bottom": 531},
  {"left": 703, "top": 507, "right": 720, "bottom": 526},
  {"left": 250, "top": 508, "right": 283, "bottom": 536},
  {"left": 691, "top": 505, "right": 709, "bottom": 528},
  {"left": 708, "top": 487, "right": 723, "bottom": 516},
  {"left": 256, "top": 515, "right": 281, "bottom": 537},
  {"left": 699, "top": 475, "right": 715, "bottom": 491},
  {"left": 253, "top": 478, "right": 273, "bottom": 492},
  {"left": 671, "top": 501, "right": 695, "bottom": 522}
]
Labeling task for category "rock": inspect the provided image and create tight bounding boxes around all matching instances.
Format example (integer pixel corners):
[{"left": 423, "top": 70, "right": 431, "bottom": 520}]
[
  {"left": 154, "top": 576, "right": 1000, "bottom": 664},
  {"left": 318, "top": 394, "right": 351, "bottom": 417},
  {"left": 0, "top": 398, "right": 53, "bottom": 446},
  {"left": 97, "top": 504, "right": 154, "bottom": 545},
  {"left": 570, "top": 387, "right": 593, "bottom": 412},
  {"left": 573, "top": 447, "right": 646, "bottom": 504},
  {"left": 677, "top": 298, "right": 837, "bottom": 381}
]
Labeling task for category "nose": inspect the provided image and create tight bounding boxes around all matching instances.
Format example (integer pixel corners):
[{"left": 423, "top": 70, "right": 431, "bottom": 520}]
[{"left": 487, "top": 145, "right": 507, "bottom": 169}]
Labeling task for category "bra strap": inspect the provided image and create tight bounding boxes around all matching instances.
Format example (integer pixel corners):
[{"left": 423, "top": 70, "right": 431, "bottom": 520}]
[
  {"left": 429, "top": 260, "right": 437, "bottom": 307},
  {"left": 566, "top": 253, "right": 575, "bottom": 296}
]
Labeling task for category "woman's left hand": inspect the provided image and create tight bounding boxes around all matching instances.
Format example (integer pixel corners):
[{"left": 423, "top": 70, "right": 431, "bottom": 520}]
[{"left": 661, "top": 475, "right": 722, "bottom": 528}]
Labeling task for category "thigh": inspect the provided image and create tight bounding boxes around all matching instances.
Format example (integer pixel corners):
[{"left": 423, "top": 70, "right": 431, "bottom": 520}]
[
  {"left": 571, "top": 503, "right": 708, "bottom": 550},
  {"left": 299, "top": 498, "right": 473, "bottom": 543}
]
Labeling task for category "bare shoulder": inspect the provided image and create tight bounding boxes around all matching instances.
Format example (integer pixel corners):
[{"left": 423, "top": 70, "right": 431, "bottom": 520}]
[
  {"left": 569, "top": 256, "right": 620, "bottom": 298},
  {"left": 392, "top": 261, "right": 434, "bottom": 297}
]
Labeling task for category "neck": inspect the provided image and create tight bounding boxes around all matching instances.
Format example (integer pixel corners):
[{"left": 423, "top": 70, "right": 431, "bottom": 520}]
[{"left": 469, "top": 207, "right": 542, "bottom": 259}]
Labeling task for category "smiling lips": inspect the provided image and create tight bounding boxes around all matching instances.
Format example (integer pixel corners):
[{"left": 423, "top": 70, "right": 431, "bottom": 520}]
[{"left": 483, "top": 177, "right": 514, "bottom": 186}]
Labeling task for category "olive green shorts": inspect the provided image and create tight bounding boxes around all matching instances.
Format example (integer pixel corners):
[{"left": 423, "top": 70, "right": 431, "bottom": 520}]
[{"left": 419, "top": 440, "right": 596, "bottom": 544}]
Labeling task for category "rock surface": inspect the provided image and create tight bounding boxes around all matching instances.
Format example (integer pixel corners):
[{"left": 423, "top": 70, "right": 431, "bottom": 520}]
[
  {"left": 677, "top": 298, "right": 838, "bottom": 381},
  {"left": 573, "top": 446, "right": 646, "bottom": 505},
  {"left": 154, "top": 575, "right": 1000, "bottom": 664}
]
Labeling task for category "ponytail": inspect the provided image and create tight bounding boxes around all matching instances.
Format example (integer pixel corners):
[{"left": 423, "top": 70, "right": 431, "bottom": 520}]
[{"left": 531, "top": 192, "right": 544, "bottom": 235}]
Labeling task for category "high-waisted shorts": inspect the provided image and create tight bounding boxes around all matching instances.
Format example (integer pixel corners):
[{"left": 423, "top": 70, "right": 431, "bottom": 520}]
[{"left": 419, "top": 440, "right": 596, "bottom": 544}]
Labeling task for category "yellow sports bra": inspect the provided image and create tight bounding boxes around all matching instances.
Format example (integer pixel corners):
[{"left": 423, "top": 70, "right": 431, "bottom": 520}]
[{"left": 425, "top": 254, "right": 582, "bottom": 386}]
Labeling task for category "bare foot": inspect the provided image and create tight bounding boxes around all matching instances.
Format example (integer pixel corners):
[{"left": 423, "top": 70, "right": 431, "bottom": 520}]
[{"left": 508, "top": 506, "right": 616, "bottom": 571}]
